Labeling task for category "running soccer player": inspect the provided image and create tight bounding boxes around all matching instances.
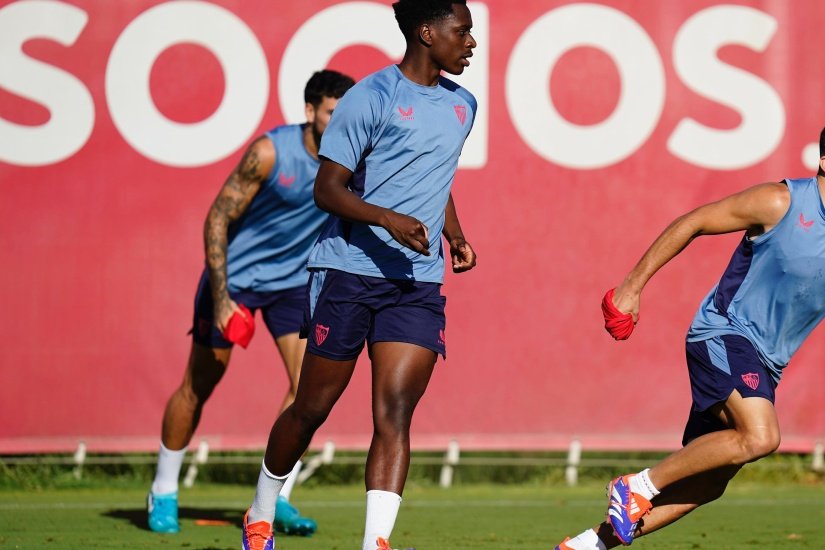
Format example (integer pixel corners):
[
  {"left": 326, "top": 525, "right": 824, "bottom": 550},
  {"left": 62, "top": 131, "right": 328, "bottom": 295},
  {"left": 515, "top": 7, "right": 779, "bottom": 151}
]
[
  {"left": 147, "top": 70, "right": 355, "bottom": 536},
  {"left": 240, "top": 2, "right": 478, "bottom": 549},
  {"left": 555, "top": 127, "right": 825, "bottom": 550}
]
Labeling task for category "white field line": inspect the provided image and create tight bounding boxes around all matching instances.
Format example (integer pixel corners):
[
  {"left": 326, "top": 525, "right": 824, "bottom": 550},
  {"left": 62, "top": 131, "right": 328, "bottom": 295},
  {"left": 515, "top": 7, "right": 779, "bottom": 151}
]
[{"left": 2, "top": 497, "right": 824, "bottom": 511}]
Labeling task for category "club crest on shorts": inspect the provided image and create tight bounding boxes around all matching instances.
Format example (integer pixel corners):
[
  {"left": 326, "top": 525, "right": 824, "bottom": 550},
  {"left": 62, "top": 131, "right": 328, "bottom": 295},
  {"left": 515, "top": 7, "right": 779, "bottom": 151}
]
[
  {"left": 741, "top": 372, "right": 760, "bottom": 390},
  {"left": 438, "top": 329, "right": 446, "bottom": 345},
  {"left": 314, "top": 323, "right": 330, "bottom": 345}
]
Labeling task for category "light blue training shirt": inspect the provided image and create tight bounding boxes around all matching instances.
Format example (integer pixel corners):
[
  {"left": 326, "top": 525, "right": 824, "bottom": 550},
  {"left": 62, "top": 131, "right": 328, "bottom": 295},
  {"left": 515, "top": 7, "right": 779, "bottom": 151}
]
[
  {"left": 687, "top": 177, "right": 825, "bottom": 382},
  {"left": 308, "top": 64, "right": 477, "bottom": 283},
  {"left": 225, "top": 124, "right": 326, "bottom": 292}
]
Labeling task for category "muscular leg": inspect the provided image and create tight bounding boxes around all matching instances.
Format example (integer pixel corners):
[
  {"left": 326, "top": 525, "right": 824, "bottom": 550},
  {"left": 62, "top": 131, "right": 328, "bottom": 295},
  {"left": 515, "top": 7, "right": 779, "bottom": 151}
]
[
  {"left": 366, "top": 342, "right": 437, "bottom": 494},
  {"left": 272, "top": 332, "right": 313, "bottom": 528},
  {"left": 263, "top": 352, "right": 357, "bottom": 476},
  {"left": 562, "top": 392, "right": 779, "bottom": 548},
  {"left": 274, "top": 332, "right": 307, "bottom": 414},
  {"left": 161, "top": 343, "right": 231, "bottom": 450},
  {"left": 647, "top": 391, "right": 780, "bottom": 490}
]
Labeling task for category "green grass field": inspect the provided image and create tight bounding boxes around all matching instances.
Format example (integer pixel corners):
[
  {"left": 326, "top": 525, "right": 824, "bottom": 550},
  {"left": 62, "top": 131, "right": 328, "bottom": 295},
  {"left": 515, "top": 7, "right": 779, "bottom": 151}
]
[{"left": 2, "top": 481, "right": 824, "bottom": 549}]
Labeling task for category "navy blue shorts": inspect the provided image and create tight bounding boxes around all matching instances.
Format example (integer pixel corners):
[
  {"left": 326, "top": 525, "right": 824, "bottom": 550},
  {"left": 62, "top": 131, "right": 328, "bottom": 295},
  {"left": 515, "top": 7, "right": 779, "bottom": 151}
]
[
  {"left": 681, "top": 334, "right": 777, "bottom": 445},
  {"left": 191, "top": 270, "right": 306, "bottom": 349},
  {"left": 300, "top": 269, "right": 446, "bottom": 361}
]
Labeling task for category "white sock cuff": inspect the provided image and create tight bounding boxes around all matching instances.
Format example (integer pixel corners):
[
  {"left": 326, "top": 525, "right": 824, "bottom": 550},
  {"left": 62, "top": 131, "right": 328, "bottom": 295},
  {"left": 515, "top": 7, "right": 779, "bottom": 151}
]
[
  {"left": 366, "top": 489, "right": 402, "bottom": 504},
  {"left": 639, "top": 468, "right": 660, "bottom": 496},
  {"left": 262, "top": 459, "right": 290, "bottom": 481},
  {"left": 159, "top": 440, "right": 186, "bottom": 455}
]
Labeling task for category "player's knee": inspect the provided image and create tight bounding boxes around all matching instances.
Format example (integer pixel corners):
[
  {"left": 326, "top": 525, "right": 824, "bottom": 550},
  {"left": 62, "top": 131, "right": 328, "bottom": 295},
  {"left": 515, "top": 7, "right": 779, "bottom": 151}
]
[
  {"left": 740, "top": 429, "right": 780, "bottom": 461},
  {"left": 189, "top": 373, "right": 221, "bottom": 402},
  {"left": 290, "top": 401, "right": 331, "bottom": 432},
  {"left": 373, "top": 400, "right": 416, "bottom": 437},
  {"left": 174, "top": 380, "right": 205, "bottom": 407},
  {"left": 284, "top": 388, "right": 298, "bottom": 407}
]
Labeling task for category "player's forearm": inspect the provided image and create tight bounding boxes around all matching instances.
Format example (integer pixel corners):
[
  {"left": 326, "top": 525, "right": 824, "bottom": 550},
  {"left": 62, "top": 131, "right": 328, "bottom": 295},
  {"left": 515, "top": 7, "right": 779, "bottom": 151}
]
[
  {"left": 623, "top": 214, "right": 699, "bottom": 293},
  {"left": 314, "top": 179, "right": 393, "bottom": 227},
  {"left": 203, "top": 209, "right": 231, "bottom": 304},
  {"left": 442, "top": 193, "right": 465, "bottom": 243}
]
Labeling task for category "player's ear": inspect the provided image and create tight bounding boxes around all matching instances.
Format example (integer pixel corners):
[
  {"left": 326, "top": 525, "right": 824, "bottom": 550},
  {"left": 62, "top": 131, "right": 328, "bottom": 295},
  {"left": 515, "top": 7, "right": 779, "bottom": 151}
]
[
  {"left": 418, "top": 23, "right": 434, "bottom": 47},
  {"left": 305, "top": 102, "right": 316, "bottom": 125}
]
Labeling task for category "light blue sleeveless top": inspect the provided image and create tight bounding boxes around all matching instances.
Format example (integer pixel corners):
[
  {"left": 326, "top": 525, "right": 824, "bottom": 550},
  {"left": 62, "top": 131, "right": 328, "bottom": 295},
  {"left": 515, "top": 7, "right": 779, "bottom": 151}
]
[
  {"left": 225, "top": 124, "right": 325, "bottom": 292},
  {"left": 687, "top": 177, "right": 825, "bottom": 382}
]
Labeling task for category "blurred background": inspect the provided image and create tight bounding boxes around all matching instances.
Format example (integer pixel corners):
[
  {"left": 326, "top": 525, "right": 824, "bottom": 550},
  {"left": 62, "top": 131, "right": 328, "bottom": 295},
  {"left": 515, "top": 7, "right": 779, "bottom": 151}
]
[{"left": 2, "top": 0, "right": 824, "bottom": 460}]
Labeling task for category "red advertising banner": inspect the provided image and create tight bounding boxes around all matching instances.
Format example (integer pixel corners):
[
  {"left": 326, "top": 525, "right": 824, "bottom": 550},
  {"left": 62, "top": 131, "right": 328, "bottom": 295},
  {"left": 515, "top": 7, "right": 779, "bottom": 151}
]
[{"left": 2, "top": 0, "right": 824, "bottom": 453}]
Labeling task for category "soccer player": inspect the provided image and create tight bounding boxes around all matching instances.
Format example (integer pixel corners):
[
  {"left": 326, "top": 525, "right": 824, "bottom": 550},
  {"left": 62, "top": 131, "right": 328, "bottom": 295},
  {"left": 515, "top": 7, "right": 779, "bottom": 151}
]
[
  {"left": 555, "top": 127, "right": 825, "bottom": 550},
  {"left": 240, "top": 2, "right": 478, "bottom": 549},
  {"left": 146, "top": 70, "right": 355, "bottom": 535}
]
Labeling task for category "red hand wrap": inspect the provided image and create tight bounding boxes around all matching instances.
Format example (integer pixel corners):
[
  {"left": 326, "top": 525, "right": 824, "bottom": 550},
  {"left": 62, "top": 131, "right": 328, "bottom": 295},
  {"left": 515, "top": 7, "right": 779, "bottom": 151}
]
[
  {"left": 601, "top": 288, "right": 636, "bottom": 341},
  {"left": 223, "top": 304, "right": 255, "bottom": 348}
]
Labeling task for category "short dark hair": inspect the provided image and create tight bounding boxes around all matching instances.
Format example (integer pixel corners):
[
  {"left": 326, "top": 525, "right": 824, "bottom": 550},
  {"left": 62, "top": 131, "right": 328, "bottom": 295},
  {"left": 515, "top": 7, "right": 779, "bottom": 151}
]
[
  {"left": 304, "top": 70, "right": 355, "bottom": 107},
  {"left": 392, "top": 0, "right": 467, "bottom": 38},
  {"left": 820, "top": 127, "right": 825, "bottom": 158}
]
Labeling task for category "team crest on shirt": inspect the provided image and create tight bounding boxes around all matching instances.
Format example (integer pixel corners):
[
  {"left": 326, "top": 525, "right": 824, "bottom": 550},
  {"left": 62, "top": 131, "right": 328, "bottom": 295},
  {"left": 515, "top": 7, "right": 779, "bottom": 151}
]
[
  {"left": 741, "top": 372, "right": 760, "bottom": 390},
  {"left": 315, "top": 324, "right": 330, "bottom": 345},
  {"left": 278, "top": 173, "right": 296, "bottom": 187},
  {"left": 398, "top": 106, "right": 414, "bottom": 121},
  {"left": 453, "top": 105, "right": 467, "bottom": 125}
]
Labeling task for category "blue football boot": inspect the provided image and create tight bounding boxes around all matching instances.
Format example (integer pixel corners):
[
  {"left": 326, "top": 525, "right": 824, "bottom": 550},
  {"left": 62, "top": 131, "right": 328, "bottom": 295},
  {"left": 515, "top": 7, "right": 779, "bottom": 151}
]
[
  {"left": 147, "top": 491, "right": 179, "bottom": 533},
  {"left": 274, "top": 495, "right": 316, "bottom": 536}
]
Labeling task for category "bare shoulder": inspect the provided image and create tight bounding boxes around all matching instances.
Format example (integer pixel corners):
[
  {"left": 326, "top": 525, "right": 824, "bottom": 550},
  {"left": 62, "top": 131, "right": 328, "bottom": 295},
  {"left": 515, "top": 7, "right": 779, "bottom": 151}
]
[
  {"left": 750, "top": 180, "right": 790, "bottom": 210},
  {"left": 237, "top": 135, "right": 275, "bottom": 180},
  {"left": 248, "top": 135, "right": 276, "bottom": 165},
  {"left": 741, "top": 181, "right": 790, "bottom": 230}
]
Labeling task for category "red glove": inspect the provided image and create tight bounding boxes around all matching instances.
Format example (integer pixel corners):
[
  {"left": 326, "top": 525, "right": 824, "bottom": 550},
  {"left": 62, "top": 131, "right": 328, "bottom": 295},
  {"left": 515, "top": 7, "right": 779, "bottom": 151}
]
[
  {"left": 601, "top": 288, "right": 636, "bottom": 340},
  {"left": 223, "top": 304, "right": 255, "bottom": 348}
]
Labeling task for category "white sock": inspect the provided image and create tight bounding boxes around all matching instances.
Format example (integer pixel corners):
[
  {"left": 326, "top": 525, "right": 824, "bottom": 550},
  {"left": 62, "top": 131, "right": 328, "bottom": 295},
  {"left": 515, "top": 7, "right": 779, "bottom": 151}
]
[
  {"left": 151, "top": 441, "right": 186, "bottom": 495},
  {"left": 280, "top": 460, "right": 302, "bottom": 502},
  {"left": 362, "top": 490, "right": 402, "bottom": 550},
  {"left": 565, "top": 528, "right": 607, "bottom": 550},
  {"left": 629, "top": 468, "right": 660, "bottom": 501},
  {"left": 248, "top": 460, "right": 288, "bottom": 524}
]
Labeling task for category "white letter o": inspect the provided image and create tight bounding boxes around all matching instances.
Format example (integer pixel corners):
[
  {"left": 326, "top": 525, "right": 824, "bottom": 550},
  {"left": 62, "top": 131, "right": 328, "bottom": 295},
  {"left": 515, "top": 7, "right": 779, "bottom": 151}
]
[
  {"left": 106, "top": 1, "right": 269, "bottom": 168},
  {"left": 506, "top": 3, "right": 665, "bottom": 170}
]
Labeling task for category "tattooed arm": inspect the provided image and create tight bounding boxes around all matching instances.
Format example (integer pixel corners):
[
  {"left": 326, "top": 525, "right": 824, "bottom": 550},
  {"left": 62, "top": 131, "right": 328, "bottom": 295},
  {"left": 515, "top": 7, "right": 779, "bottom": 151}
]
[{"left": 204, "top": 136, "right": 275, "bottom": 332}]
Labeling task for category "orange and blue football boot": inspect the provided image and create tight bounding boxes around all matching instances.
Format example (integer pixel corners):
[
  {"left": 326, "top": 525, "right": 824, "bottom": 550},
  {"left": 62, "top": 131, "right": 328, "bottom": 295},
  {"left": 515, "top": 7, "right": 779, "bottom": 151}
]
[
  {"left": 374, "top": 536, "right": 415, "bottom": 550},
  {"left": 242, "top": 509, "right": 274, "bottom": 550},
  {"left": 607, "top": 474, "right": 652, "bottom": 545}
]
